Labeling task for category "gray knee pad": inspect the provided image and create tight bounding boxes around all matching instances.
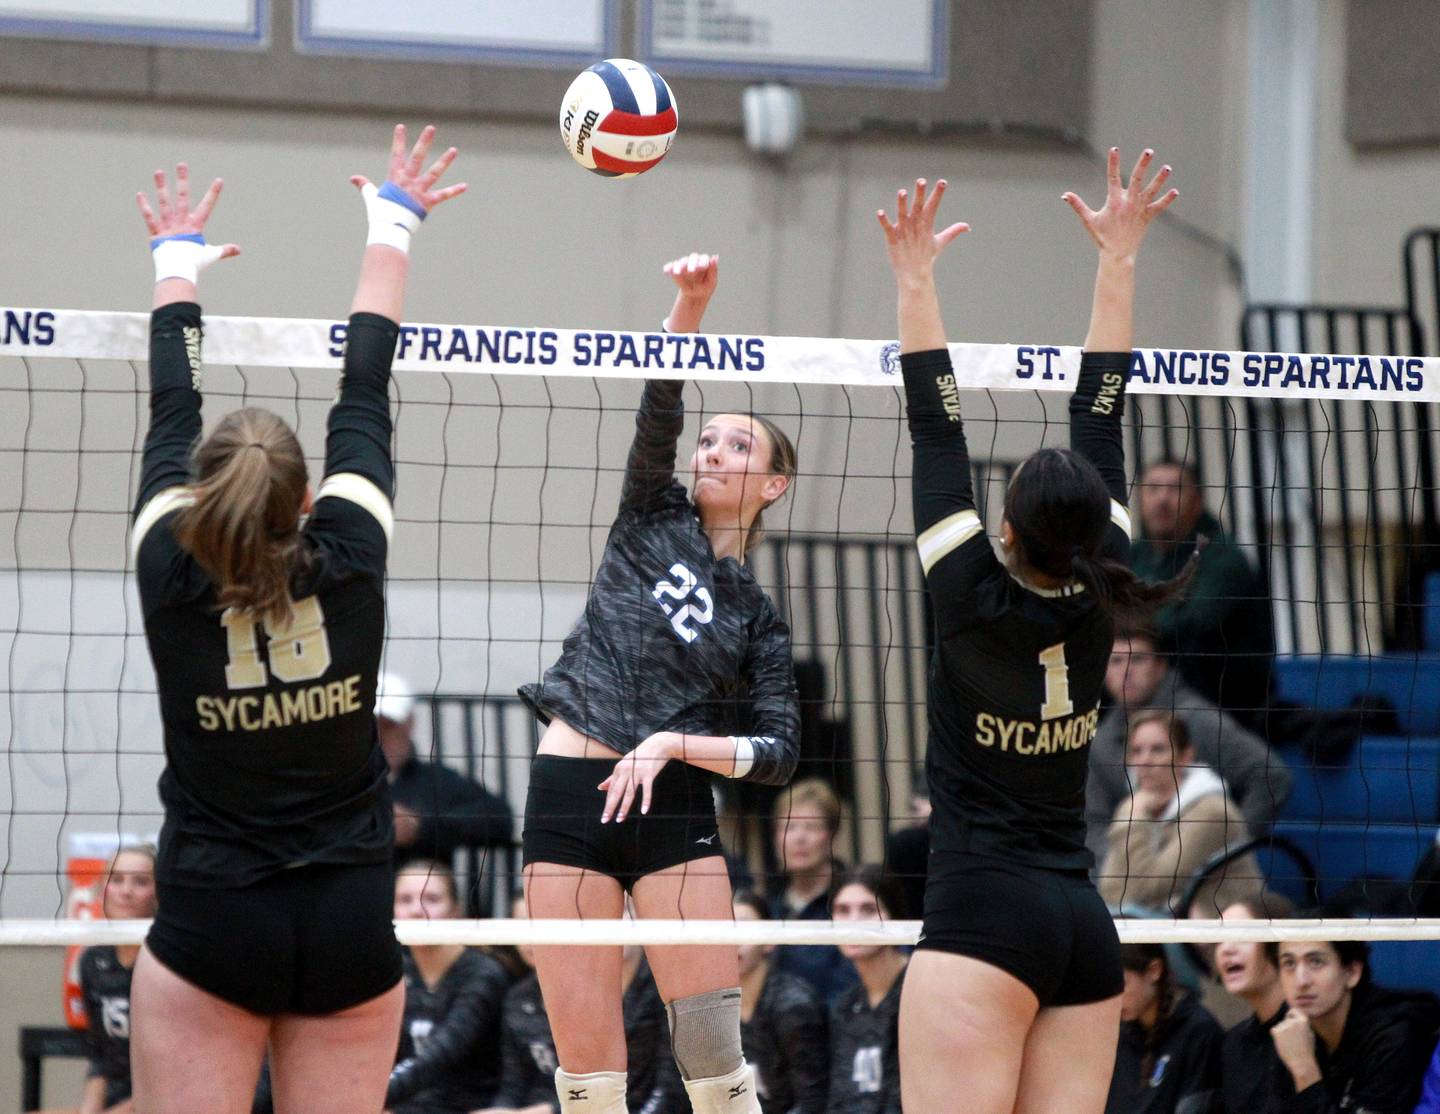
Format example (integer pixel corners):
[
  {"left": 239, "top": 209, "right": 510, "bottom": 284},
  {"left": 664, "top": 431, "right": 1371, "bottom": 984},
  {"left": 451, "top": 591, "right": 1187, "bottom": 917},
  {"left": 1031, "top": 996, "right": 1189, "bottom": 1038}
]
[{"left": 666, "top": 987, "right": 744, "bottom": 1082}]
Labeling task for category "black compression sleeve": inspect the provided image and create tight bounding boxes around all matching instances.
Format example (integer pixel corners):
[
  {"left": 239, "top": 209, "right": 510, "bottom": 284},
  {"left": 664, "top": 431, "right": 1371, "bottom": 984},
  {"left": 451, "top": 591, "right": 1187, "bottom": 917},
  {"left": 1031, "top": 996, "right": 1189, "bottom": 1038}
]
[
  {"left": 325, "top": 312, "right": 398, "bottom": 495},
  {"left": 137, "top": 302, "right": 204, "bottom": 513},
  {"left": 901, "top": 348, "right": 977, "bottom": 533},
  {"left": 619, "top": 379, "right": 684, "bottom": 515},
  {"left": 1068, "top": 351, "right": 1130, "bottom": 508}
]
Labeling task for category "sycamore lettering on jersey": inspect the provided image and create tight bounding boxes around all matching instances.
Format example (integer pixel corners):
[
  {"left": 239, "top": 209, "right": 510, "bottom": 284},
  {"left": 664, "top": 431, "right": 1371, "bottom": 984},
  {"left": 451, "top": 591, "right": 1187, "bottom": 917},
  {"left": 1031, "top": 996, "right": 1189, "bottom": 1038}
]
[
  {"left": 973, "top": 707, "right": 1100, "bottom": 756},
  {"left": 195, "top": 674, "right": 363, "bottom": 732}
]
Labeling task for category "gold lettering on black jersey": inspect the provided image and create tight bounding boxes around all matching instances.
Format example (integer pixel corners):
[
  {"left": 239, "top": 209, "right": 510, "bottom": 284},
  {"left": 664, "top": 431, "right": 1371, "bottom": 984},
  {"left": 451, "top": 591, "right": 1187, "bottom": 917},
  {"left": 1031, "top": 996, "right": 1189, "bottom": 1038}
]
[
  {"left": 182, "top": 326, "right": 203, "bottom": 392},
  {"left": 973, "top": 708, "right": 1099, "bottom": 755},
  {"left": 195, "top": 674, "right": 363, "bottom": 733},
  {"left": 1090, "top": 371, "right": 1124, "bottom": 416},
  {"left": 936, "top": 374, "right": 962, "bottom": 421}
]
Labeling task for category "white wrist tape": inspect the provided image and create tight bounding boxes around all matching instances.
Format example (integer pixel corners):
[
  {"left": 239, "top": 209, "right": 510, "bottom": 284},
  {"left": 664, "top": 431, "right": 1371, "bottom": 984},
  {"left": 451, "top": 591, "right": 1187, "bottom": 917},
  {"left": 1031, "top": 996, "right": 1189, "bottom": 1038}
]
[
  {"left": 728, "top": 736, "right": 757, "bottom": 779},
  {"left": 361, "top": 181, "right": 426, "bottom": 253},
  {"left": 150, "top": 233, "right": 225, "bottom": 285}
]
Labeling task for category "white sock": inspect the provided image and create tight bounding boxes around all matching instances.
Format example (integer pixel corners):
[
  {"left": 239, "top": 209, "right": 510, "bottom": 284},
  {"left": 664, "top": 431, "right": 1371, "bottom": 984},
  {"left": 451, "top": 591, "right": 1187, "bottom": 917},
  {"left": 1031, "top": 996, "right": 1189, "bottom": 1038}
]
[
  {"left": 555, "top": 1067, "right": 629, "bottom": 1114},
  {"left": 682, "top": 1061, "right": 761, "bottom": 1114}
]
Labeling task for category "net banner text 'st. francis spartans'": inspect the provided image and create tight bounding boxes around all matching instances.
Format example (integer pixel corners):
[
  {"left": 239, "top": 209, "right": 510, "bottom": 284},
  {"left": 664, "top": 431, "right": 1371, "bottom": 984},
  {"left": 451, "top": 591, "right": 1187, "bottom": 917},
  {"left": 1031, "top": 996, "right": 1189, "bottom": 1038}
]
[{"left": 3, "top": 306, "right": 1436, "bottom": 403}]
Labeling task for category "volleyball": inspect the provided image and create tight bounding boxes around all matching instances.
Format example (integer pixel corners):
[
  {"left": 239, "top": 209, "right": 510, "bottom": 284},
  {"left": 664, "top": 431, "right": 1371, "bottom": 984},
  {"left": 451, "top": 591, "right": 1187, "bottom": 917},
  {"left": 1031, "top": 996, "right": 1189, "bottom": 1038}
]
[{"left": 559, "top": 58, "right": 678, "bottom": 178}]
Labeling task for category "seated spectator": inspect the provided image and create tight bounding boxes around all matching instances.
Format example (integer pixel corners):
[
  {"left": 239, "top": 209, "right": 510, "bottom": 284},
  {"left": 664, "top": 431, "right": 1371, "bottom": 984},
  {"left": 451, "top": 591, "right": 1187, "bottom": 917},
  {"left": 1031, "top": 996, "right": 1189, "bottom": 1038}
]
[
  {"left": 478, "top": 894, "right": 684, "bottom": 1114},
  {"left": 377, "top": 674, "right": 514, "bottom": 886},
  {"left": 768, "top": 778, "right": 858, "bottom": 1004},
  {"left": 881, "top": 773, "right": 930, "bottom": 924},
  {"left": 734, "top": 890, "right": 829, "bottom": 1114},
  {"left": 58, "top": 844, "right": 157, "bottom": 1114},
  {"left": 1086, "top": 626, "right": 1291, "bottom": 868},
  {"left": 1105, "top": 943, "right": 1221, "bottom": 1114},
  {"left": 1269, "top": 938, "right": 1440, "bottom": 1112},
  {"left": 1131, "top": 458, "right": 1275, "bottom": 728},
  {"left": 1213, "top": 896, "right": 1291, "bottom": 1114},
  {"left": 388, "top": 860, "right": 514, "bottom": 1114},
  {"left": 1099, "top": 712, "right": 1261, "bottom": 916},
  {"left": 826, "top": 867, "right": 906, "bottom": 1114}
]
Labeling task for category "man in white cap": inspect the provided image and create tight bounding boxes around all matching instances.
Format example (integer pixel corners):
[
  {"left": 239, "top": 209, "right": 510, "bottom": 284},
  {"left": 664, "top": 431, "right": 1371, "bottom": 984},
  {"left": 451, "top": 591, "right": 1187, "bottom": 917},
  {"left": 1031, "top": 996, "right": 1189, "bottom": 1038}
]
[{"left": 375, "top": 672, "right": 513, "bottom": 879}]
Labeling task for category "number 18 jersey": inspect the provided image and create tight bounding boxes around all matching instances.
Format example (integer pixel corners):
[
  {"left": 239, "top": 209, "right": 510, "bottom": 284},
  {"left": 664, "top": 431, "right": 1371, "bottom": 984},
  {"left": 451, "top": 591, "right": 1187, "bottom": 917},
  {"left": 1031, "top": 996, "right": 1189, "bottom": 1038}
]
[{"left": 133, "top": 304, "right": 400, "bottom": 887}]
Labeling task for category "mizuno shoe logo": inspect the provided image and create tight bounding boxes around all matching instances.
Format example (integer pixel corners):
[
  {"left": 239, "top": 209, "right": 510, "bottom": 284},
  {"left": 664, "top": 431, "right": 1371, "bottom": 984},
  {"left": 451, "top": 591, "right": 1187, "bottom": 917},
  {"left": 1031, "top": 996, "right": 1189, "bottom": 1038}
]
[
  {"left": 696, "top": 833, "right": 718, "bottom": 845},
  {"left": 568, "top": 1088, "right": 587, "bottom": 1100},
  {"left": 729, "top": 1083, "right": 748, "bottom": 1099}
]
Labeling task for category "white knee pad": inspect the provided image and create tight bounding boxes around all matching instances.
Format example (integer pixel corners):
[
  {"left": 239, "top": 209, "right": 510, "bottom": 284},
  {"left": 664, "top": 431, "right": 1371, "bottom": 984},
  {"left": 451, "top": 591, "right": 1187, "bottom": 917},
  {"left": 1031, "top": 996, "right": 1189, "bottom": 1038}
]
[
  {"left": 682, "top": 1061, "right": 762, "bottom": 1114},
  {"left": 555, "top": 1067, "right": 629, "bottom": 1114},
  {"left": 666, "top": 987, "right": 744, "bottom": 1081}
]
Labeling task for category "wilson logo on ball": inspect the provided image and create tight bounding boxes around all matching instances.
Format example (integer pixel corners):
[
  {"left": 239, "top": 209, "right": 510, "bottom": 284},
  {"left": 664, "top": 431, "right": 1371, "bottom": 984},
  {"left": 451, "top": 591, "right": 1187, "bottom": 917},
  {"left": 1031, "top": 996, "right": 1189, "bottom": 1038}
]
[{"left": 559, "top": 58, "right": 678, "bottom": 178}]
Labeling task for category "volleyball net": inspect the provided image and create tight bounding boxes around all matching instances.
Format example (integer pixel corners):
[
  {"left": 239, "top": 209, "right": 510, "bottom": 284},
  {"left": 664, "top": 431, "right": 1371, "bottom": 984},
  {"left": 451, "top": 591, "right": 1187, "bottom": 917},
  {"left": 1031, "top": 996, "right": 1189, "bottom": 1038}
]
[{"left": 3, "top": 306, "right": 1440, "bottom": 953}]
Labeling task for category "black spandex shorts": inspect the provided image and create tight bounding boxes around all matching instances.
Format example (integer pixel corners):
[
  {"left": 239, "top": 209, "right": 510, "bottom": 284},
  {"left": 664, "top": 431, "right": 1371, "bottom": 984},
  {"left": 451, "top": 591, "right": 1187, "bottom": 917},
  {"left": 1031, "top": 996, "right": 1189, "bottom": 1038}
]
[
  {"left": 522, "top": 754, "right": 722, "bottom": 891},
  {"left": 147, "top": 859, "right": 402, "bottom": 1016},
  {"left": 917, "top": 854, "right": 1122, "bottom": 1008}
]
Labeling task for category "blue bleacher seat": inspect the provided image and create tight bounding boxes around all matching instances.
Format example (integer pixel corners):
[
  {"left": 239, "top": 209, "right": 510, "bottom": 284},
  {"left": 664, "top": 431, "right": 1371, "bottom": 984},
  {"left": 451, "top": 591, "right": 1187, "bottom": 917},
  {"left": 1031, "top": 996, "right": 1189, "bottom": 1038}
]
[
  {"left": 1271, "top": 820, "right": 1434, "bottom": 900},
  {"left": 1272, "top": 654, "right": 1440, "bottom": 735},
  {"left": 1281, "top": 736, "right": 1440, "bottom": 825},
  {"left": 1425, "top": 572, "right": 1440, "bottom": 653}
]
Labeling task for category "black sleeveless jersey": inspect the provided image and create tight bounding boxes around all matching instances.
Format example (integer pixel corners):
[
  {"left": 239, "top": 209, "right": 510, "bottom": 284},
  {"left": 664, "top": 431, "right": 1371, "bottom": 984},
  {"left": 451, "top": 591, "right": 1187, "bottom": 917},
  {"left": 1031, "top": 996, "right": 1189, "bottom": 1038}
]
[
  {"left": 742, "top": 968, "right": 829, "bottom": 1114},
  {"left": 133, "top": 303, "right": 400, "bottom": 887},
  {"left": 80, "top": 945, "right": 135, "bottom": 1107},
  {"left": 496, "top": 965, "right": 685, "bottom": 1114},
  {"left": 901, "top": 349, "right": 1133, "bottom": 873},
  {"left": 387, "top": 947, "right": 513, "bottom": 1112},
  {"left": 826, "top": 968, "right": 905, "bottom": 1114},
  {"left": 521, "top": 379, "right": 799, "bottom": 785}
]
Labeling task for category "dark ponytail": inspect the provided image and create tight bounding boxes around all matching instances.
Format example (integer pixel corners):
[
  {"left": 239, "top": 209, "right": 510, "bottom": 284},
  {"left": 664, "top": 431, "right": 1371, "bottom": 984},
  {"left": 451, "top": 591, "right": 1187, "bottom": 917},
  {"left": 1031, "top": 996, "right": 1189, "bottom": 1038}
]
[
  {"left": 174, "top": 407, "right": 311, "bottom": 629},
  {"left": 1120, "top": 943, "right": 1175, "bottom": 1086},
  {"left": 1005, "top": 447, "right": 1196, "bottom": 627}
]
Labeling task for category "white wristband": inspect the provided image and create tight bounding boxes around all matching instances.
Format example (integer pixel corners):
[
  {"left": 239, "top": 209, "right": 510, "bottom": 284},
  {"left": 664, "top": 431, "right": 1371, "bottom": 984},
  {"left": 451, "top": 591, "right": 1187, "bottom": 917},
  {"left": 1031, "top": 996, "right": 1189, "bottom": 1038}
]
[
  {"left": 151, "top": 234, "right": 225, "bottom": 285},
  {"left": 729, "top": 736, "right": 757, "bottom": 779},
  {"left": 361, "top": 181, "right": 425, "bottom": 253}
]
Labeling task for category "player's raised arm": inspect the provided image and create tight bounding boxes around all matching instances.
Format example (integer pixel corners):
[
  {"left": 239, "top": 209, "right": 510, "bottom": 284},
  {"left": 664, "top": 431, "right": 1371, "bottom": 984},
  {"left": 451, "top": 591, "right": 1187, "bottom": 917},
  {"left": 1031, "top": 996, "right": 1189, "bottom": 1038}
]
[
  {"left": 877, "top": 179, "right": 994, "bottom": 617},
  {"left": 618, "top": 252, "right": 719, "bottom": 517},
  {"left": 313, "top": 125, "right": 466, "bottom": 573},
  {"left": 1063, "top": 147, "right": 1178, "bottom": 553},
  {"left": 132, "top": 164, "right": 239, "bottom": 526}
]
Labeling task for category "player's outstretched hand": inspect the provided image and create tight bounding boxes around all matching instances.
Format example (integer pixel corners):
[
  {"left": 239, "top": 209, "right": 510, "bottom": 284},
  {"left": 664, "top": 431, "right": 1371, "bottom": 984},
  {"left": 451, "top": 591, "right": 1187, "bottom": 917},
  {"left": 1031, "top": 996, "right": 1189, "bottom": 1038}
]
[
  {"left": 136, "top": 163, "right": 240, "bottom": 260},
  {"left": 662, "top": 252, "right": 719, "bottom": 332},
  {"left": 876, "top": 178, "right": 969, "bottom": 283},
  {"left": 350, "top": 123, "right": 467, "bottom": 216},
  {"left": 1063, "top": 147, "right": 1178, "bottom": 262}
]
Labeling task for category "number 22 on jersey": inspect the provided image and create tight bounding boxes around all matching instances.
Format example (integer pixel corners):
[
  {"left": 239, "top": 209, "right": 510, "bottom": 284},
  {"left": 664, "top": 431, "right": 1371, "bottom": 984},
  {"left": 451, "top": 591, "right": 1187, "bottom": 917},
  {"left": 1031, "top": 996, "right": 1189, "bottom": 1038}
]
[
  {"left": 221, "top": 597, "right": 332, "bottom": 688},
  {"left": 652, "top": 562, "right": 714, "bottom": 643}
]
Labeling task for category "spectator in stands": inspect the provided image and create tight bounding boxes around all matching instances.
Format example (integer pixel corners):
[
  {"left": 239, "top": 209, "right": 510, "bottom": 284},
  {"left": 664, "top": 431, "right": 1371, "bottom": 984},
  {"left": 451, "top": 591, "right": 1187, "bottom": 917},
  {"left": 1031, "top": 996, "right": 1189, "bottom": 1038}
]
[
  {"left": 387, "top": 859, "right": 513, "bottom": 1113},
  {"left": 377, "top": 673, "right": 514, "bottom": 881},
  {"left": 1213, "top": 896, "right": 1291, "bottom": 1114},
  {"left": 1268, "top": 938, "right": 1440, "bottom": 1112},
  {"left": 768, "top": 778, "right": 858, "bottom": 1004},
  {"left": 826, "top": 866, "right": 906, "bottom": 1114},
  {"left": 478, "top": 894, "right": 685, "bottom": 1114},
  {"left": 881, "top": 772, "right": 930, "bottom": 926},
  {"left": 65, "top": 844, "right": 158, "bottom": 1114},
  {"left": 1098, "top": 711, "right": 1261, "bottom": 916},
  {"left": 734, "top": 889, "right": 829, "bottom": 1114},
  {"left": 1131, "top": 459, "right": 1275, "bottom": 728},
  {"left": 1086, "top": 626, "right": 1290, "bottom": 868},
  {"left": 1104, "top": 943, "right": 1221, "bottom": 1114}
]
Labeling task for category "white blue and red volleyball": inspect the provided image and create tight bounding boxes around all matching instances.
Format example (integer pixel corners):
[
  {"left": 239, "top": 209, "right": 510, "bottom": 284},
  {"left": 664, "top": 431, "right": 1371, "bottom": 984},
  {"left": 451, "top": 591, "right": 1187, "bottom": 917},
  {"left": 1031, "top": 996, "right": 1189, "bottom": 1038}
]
[{"left": 559, "top": 58, "right": 678, "bottom": 178}]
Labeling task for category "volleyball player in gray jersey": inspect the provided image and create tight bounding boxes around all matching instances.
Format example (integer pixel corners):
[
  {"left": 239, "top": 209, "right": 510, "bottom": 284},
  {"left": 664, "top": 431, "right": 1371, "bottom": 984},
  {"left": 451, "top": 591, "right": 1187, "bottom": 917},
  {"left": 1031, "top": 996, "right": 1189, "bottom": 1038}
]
[{"left": 520, "top": 253, "right": 801, "bottom": 1114}]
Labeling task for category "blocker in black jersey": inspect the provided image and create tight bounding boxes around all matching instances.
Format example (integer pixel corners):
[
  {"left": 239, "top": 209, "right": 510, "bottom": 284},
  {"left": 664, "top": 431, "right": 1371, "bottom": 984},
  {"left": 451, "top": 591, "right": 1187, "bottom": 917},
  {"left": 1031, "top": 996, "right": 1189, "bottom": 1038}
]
[
  {"left": 79, "top": 945, "right": 136, "bottom": 1108},
  {"left": 387, "top": 947, "right": 513, "bottom": 1113},
  {"left": 132, "top": 303, "right": 400, "bottom": 888},
  {"left": 901, "top": 347, "right": 1133, "bottom": 875},
  {"left": 496, "top": 964, "right": 686, "bottom": 1114},
  {"left": 826, "top": 968, "right": 904, "bottom": 1114},
  {"left": 520, "top": 378, "right": 799, "bottom": 785},
  {"left": 741, "top": 968, "right": 829, "bottom": 1114}
]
